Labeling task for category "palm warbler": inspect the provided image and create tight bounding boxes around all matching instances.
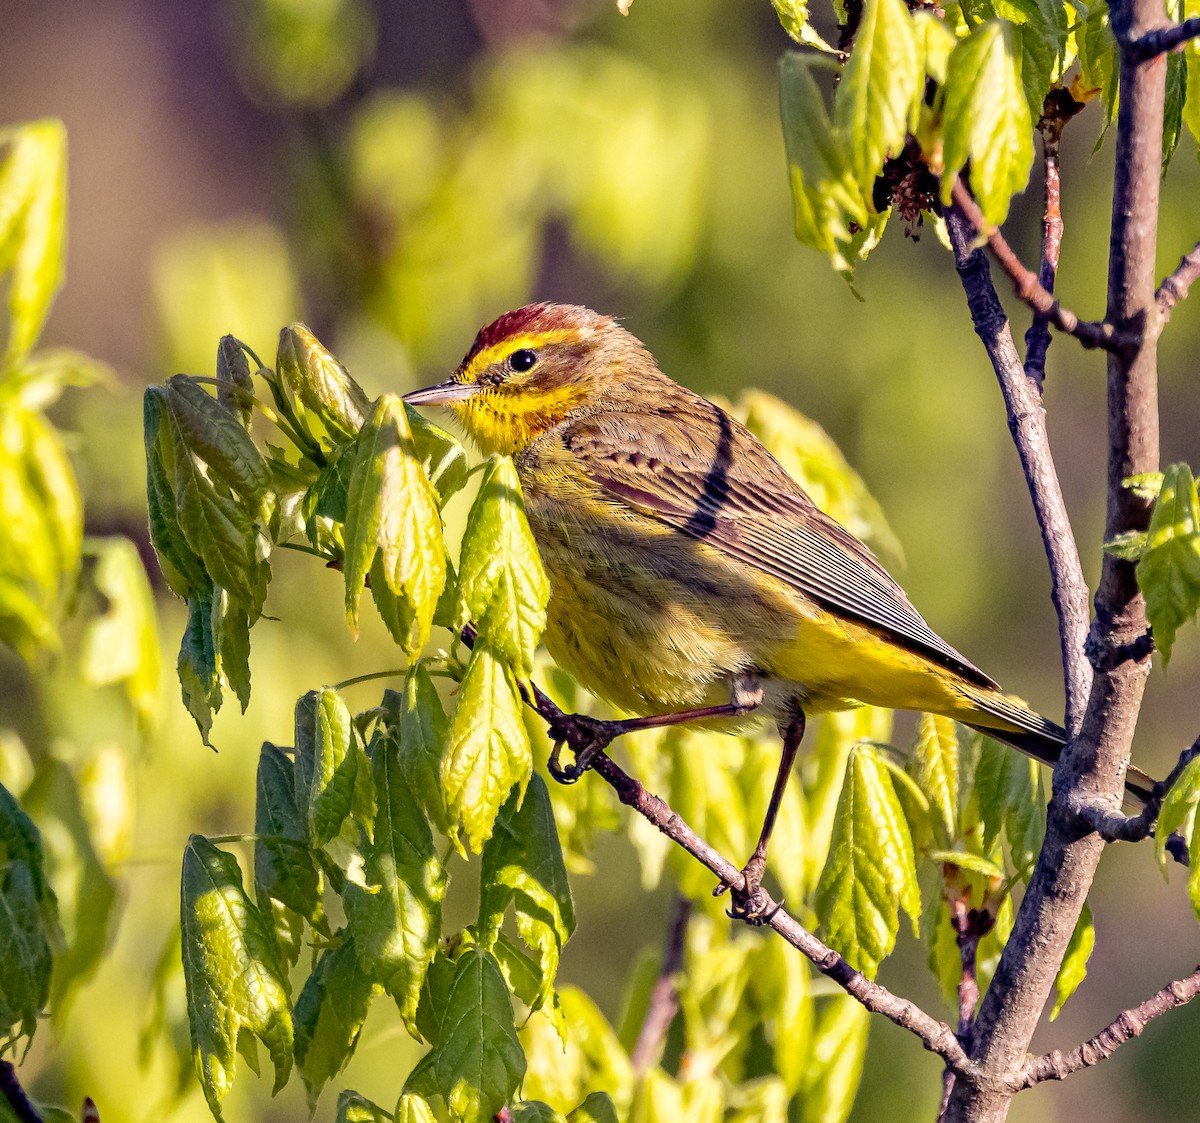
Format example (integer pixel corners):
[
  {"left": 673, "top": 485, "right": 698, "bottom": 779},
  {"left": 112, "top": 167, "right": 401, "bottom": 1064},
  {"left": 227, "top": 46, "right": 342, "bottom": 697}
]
[{"left": 406, "top": 303, "right": 1150, "bottom": 901}]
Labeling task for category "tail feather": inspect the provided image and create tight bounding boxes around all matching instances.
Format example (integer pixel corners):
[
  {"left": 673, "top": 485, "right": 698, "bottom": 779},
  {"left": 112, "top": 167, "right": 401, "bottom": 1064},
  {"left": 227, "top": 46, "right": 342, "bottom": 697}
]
[{"left": 963, "top": 689, "right": 1154, "bottom": 804}]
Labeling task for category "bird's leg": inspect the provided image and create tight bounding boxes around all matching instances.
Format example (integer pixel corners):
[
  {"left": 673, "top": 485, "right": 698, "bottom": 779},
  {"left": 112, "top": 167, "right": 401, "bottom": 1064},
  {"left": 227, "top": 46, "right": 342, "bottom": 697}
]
[
  {"left": 547, "top": 673, "right": 764, "bottom": 783},
  {"left": 726, "top": 707, "right": 806, "bottom": 924}
]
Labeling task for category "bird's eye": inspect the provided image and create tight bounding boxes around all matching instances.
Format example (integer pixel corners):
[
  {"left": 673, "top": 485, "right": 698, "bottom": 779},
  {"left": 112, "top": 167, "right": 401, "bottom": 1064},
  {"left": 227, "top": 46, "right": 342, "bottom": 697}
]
[{"left": 509, "top": 349, "right": 538, "bottom": 372}]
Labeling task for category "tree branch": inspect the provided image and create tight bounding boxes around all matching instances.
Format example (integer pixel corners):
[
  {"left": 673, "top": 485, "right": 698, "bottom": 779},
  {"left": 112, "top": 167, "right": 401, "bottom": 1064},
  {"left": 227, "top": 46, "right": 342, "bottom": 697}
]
[
  {"left": 938, "top": 902, "right": 990, "bottom": 1121},
  {"left": 1075, "top": 734, "right": 1200, "bottom": 846},
  {"left": 944, "top": 205, "right": 1093, "bottom": 734},
  {"left": 1129, "top": 17, "right": 1200, "bottom": 59},
  {"left": 473, "top": 629, "right": 977, "bottom": 1077},
  {"left": 944, "top": 2, "right": 1165, "bottom": 1114},
  {"left": 0, "top": 1063, "right": 44, "bottom": 1123},
  {"left": 1156, "top": 239, "right": 1200, "bottom": 323},
  {"left": 1021, "top": 966, "right": 1200, "bottom": 1084},
  {"left": 950, "top": 179, "right": 1134, "bottom": 354},
  {"left": 630, "top": 894, "right": 692, "bottom": 1074}
]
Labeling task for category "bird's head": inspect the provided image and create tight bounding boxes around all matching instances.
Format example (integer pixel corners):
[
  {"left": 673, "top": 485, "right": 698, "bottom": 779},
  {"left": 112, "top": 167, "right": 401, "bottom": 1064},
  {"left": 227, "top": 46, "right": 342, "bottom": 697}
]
[{"left": 404, "top": 303, "right": 655, "bottom": 455}]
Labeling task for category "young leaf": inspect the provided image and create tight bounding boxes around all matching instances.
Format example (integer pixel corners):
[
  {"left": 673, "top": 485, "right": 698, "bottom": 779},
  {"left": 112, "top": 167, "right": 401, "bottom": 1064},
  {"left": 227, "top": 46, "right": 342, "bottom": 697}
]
[
  {"left": 277, "top": 324, "right": 371, "bottom": 441},
  {"left": 940, "top": 21, "right": 1034, "bottom": 225},
  {"left": 814, "top": 743, "right": 920, "bottom": 978},
  {"left": 441, "top": 641, "right": 532, "bottom": 853},
  {"left": 180, "top": 836, "right": 293, "bottom": 1120},
  {"left": 1156, "top": 754, "right": 1200, "bottom": 874},
  {"left": 392, "top": 667, "right": 452, "bottom": 836},
  {"left": 294, "top": 689, "right": 358, "bottom": 847},
  {"left": 912, "top": 714, "right": 959, "bottom": 845},
  {"left": 408, "top": 407, "right": 469, "bottom": 504},
  {"left": 162, "top": 376, "right": 272, "bottom": 513},
  {"left": 0, "top": 119, "right": 66, "bottom": 369},
  {"left": 797, "top": 998, "right": 869, "bottom": 1123},
  {"left": 177, "top": 594, "right": 221, "bottom": 745},
  {"left": 476, "top": 776, "right": 576, "bottom": 1012},
  {"left": 993, "top": 0, "right": 1069, "bottom": 116},
  {"left": 254, "top": 743, "right": 325, "bottom": 934},
  {"left": 335, "top": 1090, "right": 393, "bottom": 1123},
  {"left": 395, "top": 1092, "right": 438, "bottom": 1123},
  {"left": 1137, "top": 462, "right": 1200, "bottom": 662},
  {"left": 80, "top": 537, "right": 162, "bottom": 728},
  {"left": 216, "top": 336, "right": 255, "bottom": 430},
  {"left": 834, "top": 0, "right": 922, "bottom": 192},
  {"left": 510, "top": 1103, "right": 568, "bottom": 1123},
  {"left": 343, "top": 727, "right": 446, "bottom": 1035},
  {"left": 455, "top": 455, "right": 549, "bottom": 676},
  {"left": 778, "top": 54, "right": 868, "bottom": 278},
  {"left": 1184, "top": 26, "right": 1200, "bottom": 149},
  {"left": 294, "top": 937, "right": 378, "bottom": 1104},
  {"left": 1050, "top": 901, "right": 1094, "bottom": 1020},
  {"left": 343, "top": 394, "right": 445, "bottom": 656},
  {"left": 404, "top": 948, "right": 526, "bottom": 1123},
  {"left": 1162, "top": 52, "right": 1186, "bottom": 169}
]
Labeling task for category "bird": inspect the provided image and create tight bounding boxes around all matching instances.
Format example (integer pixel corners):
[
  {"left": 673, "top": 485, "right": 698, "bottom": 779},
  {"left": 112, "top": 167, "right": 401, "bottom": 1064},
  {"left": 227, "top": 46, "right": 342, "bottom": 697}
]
[{"left": 404, "top": 302, "right": 1152, "bottom": 909}]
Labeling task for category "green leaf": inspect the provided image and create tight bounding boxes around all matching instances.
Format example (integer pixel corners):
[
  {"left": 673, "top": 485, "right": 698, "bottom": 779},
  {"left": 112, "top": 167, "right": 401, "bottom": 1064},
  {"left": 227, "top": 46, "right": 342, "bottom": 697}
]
[
  {"left": 456, "top": 455, "right": 549, "bottom": 676},
  {"left": 1156, "top": 754, "right": 1200, "bottom": 873},
  {"left": 974, "top": 736, "right": 1045, "bottom": 870},
  {"left": 254, "top": 743, "right": 325, "bottom": 940},
  {"left": 405, "top": 948, "right": 526, "bottom": 1123},
  {"left": 216, "top": 335, "right": 255, "bottom": 430},
  {"left": 144, "top": 388, "right": 212, "bottom": 601},
  {"left": 343, "top": 727, "right": 446, "bottom": 1035},
  {"left": 1184, "top": 14, "right": 1200, "bottom": 150},
  {"left": 568, "top": 1092, "right": 620, "bottom": 1123},
  {"left": 1137, "top": 463, "right": 1200, "bottom": 662},
  {"left": 343, "top": 394, "right": 446, "bottom": 656},
  {"left": 927, "top": 850, "right": 1006, "bottom": 879},
  {"left": 778, "top": 54, "right": 869, "bottom": 278},
  {"left": 19, "top": 759, "right": 115, "bottom": 1017},
  {"left": 277, "top": 324, "right": 371, "bottom": 441},
  {"left": 992, "top": 0, "right": 1069, "bottom": 116},
  {"left": 80, "top": 537, "right": 162, "bottom": 728},
  {"left": 798, "top": 998, "right": 869, "bottom": 1123},
  {"left": 476, "top": 776, "right": 575, "bottom": 1012},
  {"left": 177, "top": 594, "right": 220, "bottom": 745},
  {"left": 391, "top": 668, "right": 452, "bottom": 836},
  {"left": 834, "top": 0, "right": 922, "bottom": 191},
  {"left": 163, "top": 376, "right": 272, "bottom": 513},
  {"left": 1163, "top": 52, "right": 1186, "bottom": 169},
  {"left": 940, "top": 21, "right": 1034, "bottom": 225},
  {"left": 180, "top": 836, "right": 293, "bottom": 1120},
  {"left": 1050, "top": 901, "right": 1094, "bottom": 1020},
  {"left": 294, "top": 689, "right": 358, "bottom": 847},
  {"left": 0, "top": 120, "right": 66, "bottom": 369},
  {"left": 408, "top": 407, "right": 469, "bottom": 504},
  {"left": 294, "top": 937, "right": 378, "bottom": 1104},
  {"left": 814, "top": 744, "right": 920, "bottom": 978},
  {"left": 441, "top": 641, "right": 532, "bottom": 853},
  {"left": 0, "top": 861, "right": 53, "bottom": 1052},
  {"left": 912, "top": 714, "right": 959, "bottom": 845}
]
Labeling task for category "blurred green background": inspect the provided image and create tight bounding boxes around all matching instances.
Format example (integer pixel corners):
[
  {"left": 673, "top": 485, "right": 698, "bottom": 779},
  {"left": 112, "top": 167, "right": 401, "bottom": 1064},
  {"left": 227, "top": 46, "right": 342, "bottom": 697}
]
[{"left": 1, "top": 0, "right": 1199, "bottom": 1119}]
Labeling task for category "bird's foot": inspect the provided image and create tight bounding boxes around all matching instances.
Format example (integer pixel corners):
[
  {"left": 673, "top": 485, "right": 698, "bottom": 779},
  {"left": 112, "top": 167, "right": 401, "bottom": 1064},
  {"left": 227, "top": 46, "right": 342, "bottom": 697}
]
[
  {"left": 720, "top": 853, "right": 779, "bottom": 926},
  {"left": 546, "top": 712, "right": 622, "bottom": 784}
]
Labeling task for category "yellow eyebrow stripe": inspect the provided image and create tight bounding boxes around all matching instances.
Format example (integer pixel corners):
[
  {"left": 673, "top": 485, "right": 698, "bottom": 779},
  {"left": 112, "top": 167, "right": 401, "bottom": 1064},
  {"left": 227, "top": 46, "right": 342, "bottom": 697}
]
[{"left": 458, "top": 329, "right": 583, "bottom": 383}]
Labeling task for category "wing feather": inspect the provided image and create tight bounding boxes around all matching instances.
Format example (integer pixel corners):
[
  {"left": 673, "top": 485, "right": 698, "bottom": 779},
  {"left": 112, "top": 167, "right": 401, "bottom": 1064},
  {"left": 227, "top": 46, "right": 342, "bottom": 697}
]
[{"left": 560, "top": 408, "right": 996, "bottom": 689}]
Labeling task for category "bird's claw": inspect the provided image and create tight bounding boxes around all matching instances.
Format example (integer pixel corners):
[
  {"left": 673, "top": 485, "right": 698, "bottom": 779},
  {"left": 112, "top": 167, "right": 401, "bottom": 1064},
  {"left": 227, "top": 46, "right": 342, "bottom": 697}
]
[
  {"left": 545, "top": 713, "right": 619, "bottom": 784},
  {"left": 718, "top": 855, "right": 780, "bottom": 926}
]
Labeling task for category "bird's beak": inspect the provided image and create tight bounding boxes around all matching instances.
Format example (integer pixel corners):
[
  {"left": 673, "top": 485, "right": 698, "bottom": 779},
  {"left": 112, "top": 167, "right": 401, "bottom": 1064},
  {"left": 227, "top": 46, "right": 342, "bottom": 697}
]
[{"left": 403, "top": 378, "right": 479, "bottom": 407}]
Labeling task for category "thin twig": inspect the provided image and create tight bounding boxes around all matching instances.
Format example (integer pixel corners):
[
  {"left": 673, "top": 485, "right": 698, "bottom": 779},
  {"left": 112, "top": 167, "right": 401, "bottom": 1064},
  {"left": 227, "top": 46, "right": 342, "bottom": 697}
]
[
  {"left": 630, "top": 894, "right": 692, "bottom": 1074},
  {"left": 1156, "top": 239, "right": 1200, "bottom": 324},
  {"left": 1022, "top": 966, "right": 1200, "bottom": 1084},
  {"left": 938, "top": 899, "right": 993, "bottom": 1120},
  {"left": 461, "top": 630, "right": 977, "bottom": 1075},
  {"left": 1024, "top": 91, "right": 1083, "bottom": 388},
  {"left": 1075, "top": 734, "right": 1200, "bottom": 848},
  {"left": 950, "top": 179, "right": 1134, "bottom": 354},
  {"left": 1128, "top": 18, "right": 1200, "bottom": 60},
  {"left": 944, "top": 205, "right": 1093, "bottom": 734},
  {"left": 0, "top": 1063, "right": 44, "bottom": 1123}
]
